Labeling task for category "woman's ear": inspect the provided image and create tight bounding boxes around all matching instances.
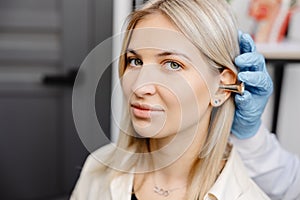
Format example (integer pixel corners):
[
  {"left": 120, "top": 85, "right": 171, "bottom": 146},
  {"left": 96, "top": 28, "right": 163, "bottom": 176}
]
[{"left": 210, "top": 68, "right": 236, "bottom": 107}]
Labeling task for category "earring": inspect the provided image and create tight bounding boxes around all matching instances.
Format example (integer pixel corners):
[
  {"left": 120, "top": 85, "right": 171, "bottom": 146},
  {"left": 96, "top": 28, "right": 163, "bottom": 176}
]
[{"left": 212, "top": 99, "right": 221, "bottom": 107}]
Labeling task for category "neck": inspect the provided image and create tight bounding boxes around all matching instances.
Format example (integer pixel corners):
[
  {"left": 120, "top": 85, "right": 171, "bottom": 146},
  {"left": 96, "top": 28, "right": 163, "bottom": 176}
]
[{"left": 149, "top": 113, "right": 210, "bottom": 186}]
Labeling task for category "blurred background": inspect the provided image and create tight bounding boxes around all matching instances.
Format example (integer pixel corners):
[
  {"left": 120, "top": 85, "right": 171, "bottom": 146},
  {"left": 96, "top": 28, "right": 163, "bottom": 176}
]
[
  {"left": 0, "top": 0, "right": 113, "bottom": 199},
  {"left": 0, "top": 0, "right": 299, "bottom": 199}
]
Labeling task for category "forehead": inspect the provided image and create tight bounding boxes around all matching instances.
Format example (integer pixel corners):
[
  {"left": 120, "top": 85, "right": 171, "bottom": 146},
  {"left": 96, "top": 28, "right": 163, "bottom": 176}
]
[
  {"left": 128, "top": 28, "right": 198, "bottom": 55},
  {"left": 127, "top": 13, "right": 202, "bottom": 62}
]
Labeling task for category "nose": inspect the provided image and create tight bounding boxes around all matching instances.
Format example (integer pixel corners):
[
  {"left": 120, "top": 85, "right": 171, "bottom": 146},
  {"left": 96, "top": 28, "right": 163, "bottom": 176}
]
[
  {"left": 131, "top": 66, "right": 157, "bottom": 98},
  {"left": 133, "top": 83, "right": 156, "bottom": 98}
]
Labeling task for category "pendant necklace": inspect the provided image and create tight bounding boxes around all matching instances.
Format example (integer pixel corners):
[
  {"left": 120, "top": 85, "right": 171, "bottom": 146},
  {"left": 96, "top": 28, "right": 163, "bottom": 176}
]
[{"left": 152, "top": 174, "right": 186, "bottom": 197}]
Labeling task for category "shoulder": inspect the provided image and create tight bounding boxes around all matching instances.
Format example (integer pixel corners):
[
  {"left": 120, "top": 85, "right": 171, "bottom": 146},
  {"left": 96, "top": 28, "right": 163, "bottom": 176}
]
[
  {"left": 70, "top": 144, "right": 116, "bottom": 199},
  {"left": 227, "top": 147, "right": 271, "bottom": 200},
  {"left": 207, "top": 146, "right": 270, "bottom": 200},
  {"left": 81, "top": 144, "right": 116, "bottom": 173}
]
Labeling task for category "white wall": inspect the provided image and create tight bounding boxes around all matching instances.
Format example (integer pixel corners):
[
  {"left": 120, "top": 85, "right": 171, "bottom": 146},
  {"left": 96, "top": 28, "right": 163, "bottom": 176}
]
[
  {"left": 277, "top": 64, "right": 300, "bottom": 157},
  {"left": 276, "top": 10, "right": 300, "bottom": 158},
  {"left": 264, "top": 9, "right": 300, "bottom": 158},
  {"left": 111, "top": 0, "right": 132, "bottom": 142}
]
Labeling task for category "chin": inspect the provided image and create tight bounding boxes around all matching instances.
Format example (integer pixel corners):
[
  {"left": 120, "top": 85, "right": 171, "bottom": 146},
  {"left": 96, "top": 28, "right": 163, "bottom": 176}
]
[{"left": 132, "top": 125, "right": 162, "bottom": 138}]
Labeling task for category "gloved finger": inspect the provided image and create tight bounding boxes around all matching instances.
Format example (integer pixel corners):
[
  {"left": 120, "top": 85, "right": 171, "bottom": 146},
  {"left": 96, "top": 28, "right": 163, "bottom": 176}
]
[
  {"left": 235, "top": 91, "right": 262, "bottom": 115},
  {"left": 238, "top": 32, "right": 256, "bottom": 54},
  {"left": 235, "top": 90, "right": 252, "bottom": 109},
  {"left": 238, "top": 71, "right": 273, "bottom": 95},
  {"left": 235, "top": 52, "right": 265, "bottom": 72}
]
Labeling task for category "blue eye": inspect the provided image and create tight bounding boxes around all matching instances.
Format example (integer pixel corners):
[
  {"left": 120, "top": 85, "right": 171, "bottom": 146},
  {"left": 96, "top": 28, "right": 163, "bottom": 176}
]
[
  {"left": 163, "top": 61, "right": 182, "bottom": 71},
  {"left": 127, "top": 58, "right": 143, "bottom": 67}
]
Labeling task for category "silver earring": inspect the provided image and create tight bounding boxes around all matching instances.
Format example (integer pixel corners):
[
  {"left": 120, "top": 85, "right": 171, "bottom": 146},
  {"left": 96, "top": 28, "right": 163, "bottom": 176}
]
[{"left": 213, "top": 99, "right": 221, "bottom": 106}]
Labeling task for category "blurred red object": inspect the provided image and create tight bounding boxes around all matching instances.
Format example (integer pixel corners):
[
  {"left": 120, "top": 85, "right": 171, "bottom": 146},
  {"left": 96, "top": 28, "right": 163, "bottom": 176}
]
[
  {"left": 249, "top": 0, "right": 282, "bottom": 21},
  {"left": 248, "top": 0, "right": 291, "bottom": 43}
]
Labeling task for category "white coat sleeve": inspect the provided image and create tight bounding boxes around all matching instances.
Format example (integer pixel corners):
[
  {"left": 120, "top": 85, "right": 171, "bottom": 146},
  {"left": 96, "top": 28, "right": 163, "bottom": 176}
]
[{"left": 230, "top": 124, "right": 300, "bottom": 200}]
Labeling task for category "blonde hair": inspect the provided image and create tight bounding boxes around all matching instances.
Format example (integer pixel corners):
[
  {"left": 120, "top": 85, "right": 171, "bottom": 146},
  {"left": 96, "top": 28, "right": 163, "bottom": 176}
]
[{"left": 105, "top": 0, "right": 239, "bottom": 199}]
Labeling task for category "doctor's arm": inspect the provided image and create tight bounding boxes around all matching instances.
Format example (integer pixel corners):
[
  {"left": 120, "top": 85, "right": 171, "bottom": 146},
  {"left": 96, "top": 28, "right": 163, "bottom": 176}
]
[{"left": 231, "top": 32, "right": 300, "bottom": 200}]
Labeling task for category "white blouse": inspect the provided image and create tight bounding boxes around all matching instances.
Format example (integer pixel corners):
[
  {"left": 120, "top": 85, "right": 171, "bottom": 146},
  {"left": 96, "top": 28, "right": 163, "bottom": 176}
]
[{"left": 70, "top": 145, "right": 270, "bottom": 200}]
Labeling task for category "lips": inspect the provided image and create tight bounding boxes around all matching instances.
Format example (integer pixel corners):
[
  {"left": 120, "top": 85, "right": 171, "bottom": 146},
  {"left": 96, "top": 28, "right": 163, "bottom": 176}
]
[{"left": 131, "top": 103, "right": 164, "bottom": 119}]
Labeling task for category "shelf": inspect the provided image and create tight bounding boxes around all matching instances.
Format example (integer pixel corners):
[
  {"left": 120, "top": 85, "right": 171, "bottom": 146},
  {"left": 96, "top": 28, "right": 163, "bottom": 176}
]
[{"left": 257, "top": 41, "right": 300, "bottom": 62}]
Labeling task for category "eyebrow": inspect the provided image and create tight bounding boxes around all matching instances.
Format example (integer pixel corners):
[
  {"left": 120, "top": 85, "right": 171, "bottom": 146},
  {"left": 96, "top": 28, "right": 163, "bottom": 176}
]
[
  {"left": 126, "top": 49, "right": 141, "bottom": 57},
  {"left": 156, "top": 51, "right": 192, "bottom": 62},
  {"left": 126, "top": 48, "right": 192, "bottom": 62}
]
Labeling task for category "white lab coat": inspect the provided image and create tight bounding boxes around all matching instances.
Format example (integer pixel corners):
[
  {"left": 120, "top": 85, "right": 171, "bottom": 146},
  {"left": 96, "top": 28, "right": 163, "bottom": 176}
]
[
  {"left": 230, "top": 124, "right": 300, "bottom": 200},
  {"left": 70, "top": 146, "right": 270, "bottom": 200}
]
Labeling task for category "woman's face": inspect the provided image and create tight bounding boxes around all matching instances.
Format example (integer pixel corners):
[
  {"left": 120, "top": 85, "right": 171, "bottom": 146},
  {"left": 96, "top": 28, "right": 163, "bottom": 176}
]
[{"left": 121, "top": 13, "right": 220, "bottom": 140}]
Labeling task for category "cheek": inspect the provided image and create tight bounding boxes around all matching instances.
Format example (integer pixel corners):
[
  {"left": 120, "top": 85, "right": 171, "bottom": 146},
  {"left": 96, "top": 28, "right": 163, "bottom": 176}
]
[
  {"left": 121, "top": 70, "right": 136, "bottom": 99},
  {"left": 188, "top": 71, "right": 213, "bottom": 108},
  {"left": 163, "top": 76, "right": 211, "bottom": 132},
  {"left": 183, "top": 73, "right": 212, "bottom": 125},
  {"left": 195, "top": 79, "right": 211, "bottom": 108},
  {"left": 160, "top": 88, "right": 182, "bottom": 121}
]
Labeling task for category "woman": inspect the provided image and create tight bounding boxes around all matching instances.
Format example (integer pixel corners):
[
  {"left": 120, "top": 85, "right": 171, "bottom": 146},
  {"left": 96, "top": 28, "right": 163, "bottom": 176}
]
[{"left": 71, "top": 0, "right": 270, "bottom": 199}]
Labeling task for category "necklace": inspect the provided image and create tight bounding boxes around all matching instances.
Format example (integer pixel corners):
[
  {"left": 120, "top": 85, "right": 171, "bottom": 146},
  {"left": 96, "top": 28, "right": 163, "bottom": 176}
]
[
  {"left": 152, "top": 174, "right": 187, "bottom": 197},
  {"left": 153, "top": 185, "right": 185, "bottom": 197}
]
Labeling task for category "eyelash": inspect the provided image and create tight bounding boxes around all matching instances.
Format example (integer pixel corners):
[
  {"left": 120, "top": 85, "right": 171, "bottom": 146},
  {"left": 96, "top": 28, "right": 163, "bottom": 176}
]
[
  {"left": 126, "top": 57, "right": 184, "bottom": 71},
  {"left": 162, "top": 60, "right": 183, "bottom": 71},
  {"left": 127, "top": 57, "right": 143, "bottom": 67}
]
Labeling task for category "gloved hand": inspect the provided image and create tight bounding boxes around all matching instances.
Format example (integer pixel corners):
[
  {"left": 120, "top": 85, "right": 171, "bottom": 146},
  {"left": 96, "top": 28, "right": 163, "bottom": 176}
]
[{"left": 231, "top": 32, "right": 273, "bottom": 139}]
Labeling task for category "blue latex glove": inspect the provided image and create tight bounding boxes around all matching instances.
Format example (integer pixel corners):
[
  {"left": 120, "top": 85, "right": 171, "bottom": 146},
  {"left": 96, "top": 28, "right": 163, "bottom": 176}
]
[{"left": 231, "top": 32, "right": 273, "bottom": 139}]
